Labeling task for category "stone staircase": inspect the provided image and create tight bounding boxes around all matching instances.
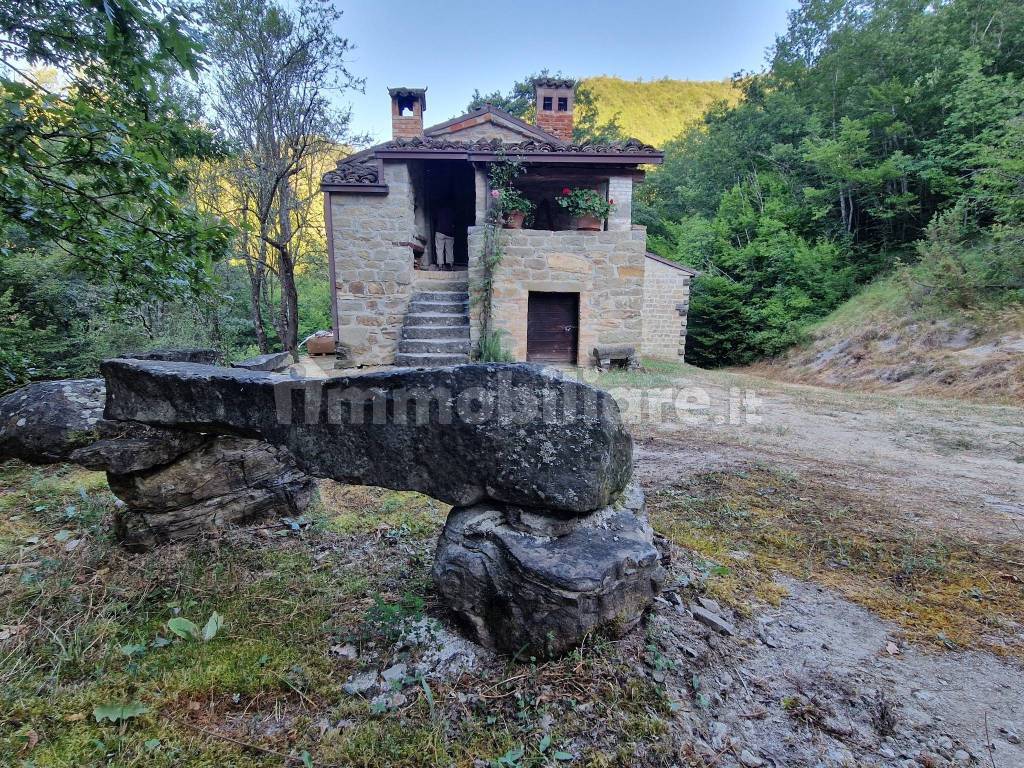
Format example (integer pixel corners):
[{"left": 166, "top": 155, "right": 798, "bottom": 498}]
[{"left": 395, "top": 272, "right": 471, "bottom": 367}]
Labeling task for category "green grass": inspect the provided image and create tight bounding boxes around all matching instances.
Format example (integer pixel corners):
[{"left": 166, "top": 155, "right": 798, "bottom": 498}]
[
  {"left": 802, "top": 273, "right": 907, "bottom": 336},
  {"left": 0, "top": 462, "right": 682, "bottom": 767}
]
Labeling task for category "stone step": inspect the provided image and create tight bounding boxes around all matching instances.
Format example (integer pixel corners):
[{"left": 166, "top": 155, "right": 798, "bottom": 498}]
[
  {"left": 413, "top": 291, "right": 469, "bottom": 302},
  {"left": 394, "top": 352, "right": 470, "bottom": 367},
  {"left": 404, "top": 313, "right": 470, "bottom": 328},
  {"left": 398, "top": 338, "right": 472, "bottom": 355},
  {"left": 408, "top": 300, "right": 468, "bottom": 315},
  {"left": 403, "top": 325, "right": 471, "bottom": 340},
  {"left": 414, "top": 269, "right": 468, "bottom": 280},
  {"left": 412, "top": 283, "right": 469, "bottom": 294}
]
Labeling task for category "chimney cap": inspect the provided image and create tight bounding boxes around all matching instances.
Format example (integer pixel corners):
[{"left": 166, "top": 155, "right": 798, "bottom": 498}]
[
  {"left": 532, "top": 77, "right": 576, "bottom": 90},
  {"left": 388, "top": 87, "right": 427, "bottom": 110}
]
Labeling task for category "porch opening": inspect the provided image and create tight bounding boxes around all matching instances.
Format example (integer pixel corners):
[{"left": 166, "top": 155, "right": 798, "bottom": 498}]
[
  {"left": 413, "top": 159, "right": 475, "bottom": 270},
  {"left": 508, "top": 166, "right": 615, "bottom": 231}
]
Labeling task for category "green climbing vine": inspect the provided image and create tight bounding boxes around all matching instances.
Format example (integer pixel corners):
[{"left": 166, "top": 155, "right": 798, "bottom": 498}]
[{"left": 474, "top": 155, "right": 525, "bottom": 362}]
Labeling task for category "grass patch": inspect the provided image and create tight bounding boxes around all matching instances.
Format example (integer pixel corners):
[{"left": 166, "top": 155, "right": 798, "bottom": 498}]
[
  {"left": 648, "top": 468, "right": 1024, "bottom": 659},
  {"left": 0, "top": 461, "right": 683, "bottom": 766},
  {"left": 318, "top": 482, "right": 446, "bottom": 540}
]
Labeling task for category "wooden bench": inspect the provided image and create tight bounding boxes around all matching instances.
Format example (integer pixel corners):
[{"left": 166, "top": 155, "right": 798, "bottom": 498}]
[{"left": 592, "top": 345, "right": 639, "bottom": 371}]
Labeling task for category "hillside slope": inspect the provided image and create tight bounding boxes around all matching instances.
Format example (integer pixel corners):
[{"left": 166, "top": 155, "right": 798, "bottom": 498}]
[
  {"left": 580, "top": 76, "right": 739, "bottom": 146},
  {"left": 746, "top": 277, "right": 1024, "bottom": 404}
]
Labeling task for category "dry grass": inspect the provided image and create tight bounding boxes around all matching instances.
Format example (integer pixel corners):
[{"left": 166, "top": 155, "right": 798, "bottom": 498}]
[{"left": 648, "top": 467, "right": 1024, "bottom": 659}]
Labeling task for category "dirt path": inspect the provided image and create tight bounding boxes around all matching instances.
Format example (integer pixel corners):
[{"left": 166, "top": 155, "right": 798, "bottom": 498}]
[
  {"left": 617, "top": 365, "right": 1024, "bottom": 766},
  {"left": 621, "top": 366, "right": 1024, "bottom": 543}
]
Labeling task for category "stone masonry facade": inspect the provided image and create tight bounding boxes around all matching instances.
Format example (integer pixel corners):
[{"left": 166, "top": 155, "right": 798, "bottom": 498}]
[
  {"left": 641, "top": 256, "right": 691, "bottom": 360},
  {"left": 330, "top": 161, "right": 416, "bottom": 366},
  {"left": 329, "top": 161, "right": 689, "bottom": 368},
  {"left": 468, "top": 225, "right": 647, "bottom": 365}
]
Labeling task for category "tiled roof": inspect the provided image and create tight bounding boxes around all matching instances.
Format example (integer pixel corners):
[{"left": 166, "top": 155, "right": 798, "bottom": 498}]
[
  {"left": 533, "top": 77, "right": 576, "bottom": 89},
  {"left": 321, "top": 107, "right": 664, "bottom": 191},
  {"left": 375, "top": 136, "right": 660, "bottom": 155}
]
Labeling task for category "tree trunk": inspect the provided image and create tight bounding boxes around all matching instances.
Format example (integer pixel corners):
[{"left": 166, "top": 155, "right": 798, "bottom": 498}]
[{"left": 276, "top": 179, "right": 299, "bottom": 360}]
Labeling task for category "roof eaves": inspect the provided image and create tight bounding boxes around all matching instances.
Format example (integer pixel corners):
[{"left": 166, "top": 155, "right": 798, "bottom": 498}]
[{"left": 645, "top": 252, "right": 699, "bottom": 275}]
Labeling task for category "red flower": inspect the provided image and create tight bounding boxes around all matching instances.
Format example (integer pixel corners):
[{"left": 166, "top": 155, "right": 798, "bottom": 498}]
[
  {"left": 561, "top": 187, "right": 571, "bottom": 196},
  {"left": 609, "top": 199, "right": 615, "bottom": 205}
]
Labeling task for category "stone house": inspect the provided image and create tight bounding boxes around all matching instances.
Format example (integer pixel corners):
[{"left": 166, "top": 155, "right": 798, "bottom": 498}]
[{"left": 320, "top": 78, "right": 694, "bottom": 367}]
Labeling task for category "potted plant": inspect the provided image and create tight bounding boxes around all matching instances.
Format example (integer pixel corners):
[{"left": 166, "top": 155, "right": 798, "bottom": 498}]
[
  {"left": 495, "top": 186, "right": 534, "bottom": 229},
  {"left": 555, "top": 187, "right": 615, "bottom": 231}
]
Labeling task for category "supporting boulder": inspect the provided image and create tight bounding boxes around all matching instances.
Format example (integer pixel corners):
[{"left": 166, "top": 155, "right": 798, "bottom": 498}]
[
  {"left": 109, "top": 436, "right": 313, "bottom": 552},
  {"left": 432, "top": 482, "right": 665, "bottom": 657}
]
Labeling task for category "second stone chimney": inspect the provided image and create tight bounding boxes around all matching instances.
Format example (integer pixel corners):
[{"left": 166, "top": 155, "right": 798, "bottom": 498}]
[
  {"left": 533, "top": 77, "right": 575, "bottom": 142},
  {"left": 389, "top": 87, "right": 426, "bottom": 139}
]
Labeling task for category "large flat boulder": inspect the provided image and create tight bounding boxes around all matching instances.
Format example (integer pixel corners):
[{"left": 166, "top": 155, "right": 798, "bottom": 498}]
[
  {"left": 101, "top": 360, "right": 632, "bottom": 513},
  {"left": 432, "top": 483, "right": 665, "bottom": 657}
]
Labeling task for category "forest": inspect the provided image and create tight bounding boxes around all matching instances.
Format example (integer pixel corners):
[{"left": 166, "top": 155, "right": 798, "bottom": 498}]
[
  {"left": 0, "top": 0, "right": 357, "bottom": 388},
  {"left": 638, "top": 0, "right": 1024, "bottom": 366},
  {"left": 1, "top": 0, "right": 1022, "bottom": 387}
]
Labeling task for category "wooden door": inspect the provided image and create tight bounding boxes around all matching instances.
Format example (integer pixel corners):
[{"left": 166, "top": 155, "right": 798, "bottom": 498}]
[{"left": 527, "top": 292, "right": 579, "bottom": 364}]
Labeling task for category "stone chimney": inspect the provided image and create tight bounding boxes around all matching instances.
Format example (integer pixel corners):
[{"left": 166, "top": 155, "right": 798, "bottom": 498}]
[
  {"left": 389, "top": 87, "right": 426, "bottom": 139},
  {"left": 533, "top": 77, "right": 575, "bottom": 142}
]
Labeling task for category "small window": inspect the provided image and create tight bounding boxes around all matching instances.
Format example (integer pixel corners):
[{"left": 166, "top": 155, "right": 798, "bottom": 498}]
[
  {"left": 557, "top": 96, "right": 569, "bottom": 112},
  {"left": 397, "top": 95, "right": 417, "bottom": 116},
  {"left": 542, "top": 96, "right": 553, "bottom": 111}
]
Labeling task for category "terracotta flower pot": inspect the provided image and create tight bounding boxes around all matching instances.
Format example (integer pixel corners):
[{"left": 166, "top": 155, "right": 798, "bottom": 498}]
[
  {"left": 575, "top": 214, "right": 602, "bottom": 231},
  {"left": 503, "top": 211, "right": 526, "bottom": 229},
  {"left": 306, "top": 335, "right": 335, "bottom": 355}
]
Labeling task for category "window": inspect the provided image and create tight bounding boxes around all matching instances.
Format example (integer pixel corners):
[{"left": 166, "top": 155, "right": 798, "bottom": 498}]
[
  {"left": 542, "top": 96, "right": 553, "bottom": 111},
  {"left": 557, "top": 96, "right": 568, "bottom": 112}
]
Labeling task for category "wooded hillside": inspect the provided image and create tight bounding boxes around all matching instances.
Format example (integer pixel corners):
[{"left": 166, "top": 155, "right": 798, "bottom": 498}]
[
  {"left": 578, "top": 76, "right": 738, "bottom": 147},
  {"left": 640, "top": 0, "right": 1024, "bottom": 371}
]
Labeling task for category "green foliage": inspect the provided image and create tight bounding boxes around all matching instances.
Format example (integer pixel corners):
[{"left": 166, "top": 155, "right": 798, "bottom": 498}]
[
  {"left": 645, "top": 0, "right": 1024, "bottom": 366},
  {"left": 556, "top": 187, "right": 615, "bottom": 219},
  {"left": 167, "top": 612, "right": 223, "bottom": 642},
  {"left": 497, "top": 187, "right": 534, "bottom": 216},
  {"left": 93, "top": 702, "right": 149, "bottom": 723},
  {"left": 475, "top": 330, "right": 515, "bottom": 363},
  {"left": 472, "top": 159, "right": 518, "bottom": 362},
  {"left": 0, "top": 0, "right": 232, "bottom": 304},
  {"left": 580, "top": 76, "right": 739, "bottom": 146}
]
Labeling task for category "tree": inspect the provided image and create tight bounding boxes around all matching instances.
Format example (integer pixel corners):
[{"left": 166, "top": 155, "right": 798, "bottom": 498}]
[
  {"left": 201, "top": 0, "right": 363, "bottom": 357},
  {"left": 644, "top": 0, "right": 1024, "bottom": 366},
  {"left": 0, "top": 0, "right": 231, "bottom": 304}
]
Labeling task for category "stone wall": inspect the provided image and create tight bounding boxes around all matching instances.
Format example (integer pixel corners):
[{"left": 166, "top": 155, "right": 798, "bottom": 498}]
[
  {"left": 469, "top": 226, "right": 647, "bottom": 365},
  {"left": 641, "top": 256, "right": 691, "bottom": 361},
  {"left": 330, "top": 161, "right": 416, "bottom": 366},
  {"left": 607, "top": 175, "right": 634, "bottom": 232}
]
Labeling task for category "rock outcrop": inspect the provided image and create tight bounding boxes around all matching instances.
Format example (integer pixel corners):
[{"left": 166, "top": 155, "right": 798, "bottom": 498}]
[
  {"left": 0, "top": 377, "right": 313, "bottom": 549},
  {"left": 433, "top": 482, "right": 664, "bottom": 657},
  {"left": 101, "top": 359, "right": 632, "bottom": 513},
  {"left": 3, "top": 359, "right": 659, "bottom": 656}
]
